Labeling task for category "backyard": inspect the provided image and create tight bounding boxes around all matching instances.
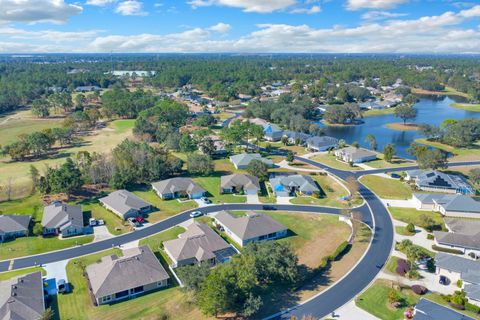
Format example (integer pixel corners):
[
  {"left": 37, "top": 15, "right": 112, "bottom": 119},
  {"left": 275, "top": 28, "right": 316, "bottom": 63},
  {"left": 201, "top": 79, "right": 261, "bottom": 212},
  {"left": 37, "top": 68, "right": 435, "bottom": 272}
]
[
  {"left": 193, "top": 175, "right": 247, "bottom": 203},
  {"left": 415, "top": 138, "right": 480, "bottom": 162},
  {"left": 310, "top": 153, "right": 364, "bottom": 171}
]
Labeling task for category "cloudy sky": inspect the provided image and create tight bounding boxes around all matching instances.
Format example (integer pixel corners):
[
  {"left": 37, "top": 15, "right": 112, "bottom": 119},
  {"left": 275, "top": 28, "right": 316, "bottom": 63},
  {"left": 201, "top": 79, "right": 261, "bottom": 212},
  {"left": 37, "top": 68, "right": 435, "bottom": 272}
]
[{"left": 0, "top": 0, "right": 479, "bottom": 53}]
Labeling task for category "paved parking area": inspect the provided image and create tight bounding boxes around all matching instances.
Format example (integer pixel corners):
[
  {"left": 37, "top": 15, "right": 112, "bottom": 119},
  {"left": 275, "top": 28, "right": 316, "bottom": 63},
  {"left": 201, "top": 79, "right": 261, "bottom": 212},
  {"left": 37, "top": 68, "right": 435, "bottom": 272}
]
[
  {"left": 246, "top": 193, "right": 260, "bottom": 204},
  {"left": 93, "top": 225, "right": 114, "bottom": 242},
  {"left": 44, "top": 259, "right": 69, "bottom": 282}
]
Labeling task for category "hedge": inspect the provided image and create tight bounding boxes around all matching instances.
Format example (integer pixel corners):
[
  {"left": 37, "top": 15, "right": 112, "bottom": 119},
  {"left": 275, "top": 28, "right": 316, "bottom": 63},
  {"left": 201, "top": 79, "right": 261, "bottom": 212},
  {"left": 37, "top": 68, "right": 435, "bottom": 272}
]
[{"left": 432, "top": 245, "right": 463, "bottom": 255}]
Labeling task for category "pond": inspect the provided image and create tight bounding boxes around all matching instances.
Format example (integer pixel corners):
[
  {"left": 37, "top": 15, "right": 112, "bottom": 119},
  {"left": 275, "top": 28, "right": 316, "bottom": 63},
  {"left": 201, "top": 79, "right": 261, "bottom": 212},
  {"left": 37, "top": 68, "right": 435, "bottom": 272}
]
[{"left": 318, "top": 95, "right": 479, "bottom": 159}]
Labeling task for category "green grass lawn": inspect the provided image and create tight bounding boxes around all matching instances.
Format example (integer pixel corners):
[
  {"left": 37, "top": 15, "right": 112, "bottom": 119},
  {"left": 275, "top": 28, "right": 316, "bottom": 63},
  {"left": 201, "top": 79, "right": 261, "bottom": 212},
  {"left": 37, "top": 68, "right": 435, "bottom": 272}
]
[
  {"left": 0, "top": 267, "right": 46, "bottom": 281},
  {"left": 360, "top": 175, "right": 413, "bottom": 200},
  {"left": 367, "top": 153, "right": 415, "bottom": 169},
  {"left": 139, "top": 226, "right": 186, "bottom": 265},
  {"left": 0, "top": 235, "right": 93, "bottom": 260},
  {"left": 395, "top": 226, "right": 415, "bottom": 236},
  {"left": 81, "top": 201, "right": 131, "bottom": 235},
  {"left": 110, "top": 119, "right": 135, "bottom": 133},
  {"left": 415, "top": 138, "right": 480, "bottom": 162},
  {"left": 132, "top": 189, "right": 198, "bottom": 223},
  {"left": 310, "top": 153, "right": 364, "bottom": 171},
  {"left": 450, "top": 103, "right": 480, "bottom": 112},
  {"left": 0, "top": 193, "right": 43, "bottom": 219},
  {"left": 389, "top": 207, "right": 445, "bottom": 231},
  {"left": 193, "top": 176, "right": 246, "bottom": 203},
  {"left": 0, "top": 117, "right": 62, "bottom": 146},
  {"left": 385, "top": 256, "right": 400, "bottom": 274},
  {"left": 56, "top": 246, "right": 207, "bottom": 320},
  {"left": 356, "top": 279, "right": 420, "bottom": 320},
  {"left": 363, "top": 108, "right": 395, "bottom": 117}
]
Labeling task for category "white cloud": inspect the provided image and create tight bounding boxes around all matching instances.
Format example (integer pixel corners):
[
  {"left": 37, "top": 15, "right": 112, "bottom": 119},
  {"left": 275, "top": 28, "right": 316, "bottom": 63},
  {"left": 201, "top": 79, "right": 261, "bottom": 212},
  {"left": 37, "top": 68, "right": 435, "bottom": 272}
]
[
  {"left": 361, "top": 11, "right": 407, "bottom": 20},
  {"left": 0, "top": 0, "right": 83, "bottom": 24},
  {"left": 86, "top": 0, "right": 116, "bottom": 6},
  {"left": 187, "top": 0, "right": 297, "bottom": 13},
  {"left": 115, "top": 0, "right": 148, "bottom": 16},
  {"left": 208, "top": 22, "right": 231, "bottom": 33},
  {"left": 346, "top": 0, "right": 409, "bottom": 11},
  {"left": 290, "top": 5, "right": 321, "bottom": 14}
]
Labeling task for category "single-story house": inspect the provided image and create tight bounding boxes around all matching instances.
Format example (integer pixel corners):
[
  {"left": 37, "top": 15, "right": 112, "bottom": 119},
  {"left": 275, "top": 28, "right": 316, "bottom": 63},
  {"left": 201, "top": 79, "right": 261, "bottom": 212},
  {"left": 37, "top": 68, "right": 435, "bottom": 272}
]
[
  {"left": 406, "top": 170, "right": 475, "bottom": 195},
  {"left": 263, "top": 123, "right": 283, "bottom": 142},
  {"left": 220, "top": 173, "right": 260, "bottom": 195},
  {"left": 152, "top": 178, "right": 206, "bottom": 200},
  {"left": 99, "top": 190, "right": 152, "bottom": 220},
  {"left": 42, "top": 202, "right": 85, "bottom": 237},
  {"left": 282, "top": 131, "right": 312, "bottom": 145},
  {"left": 434, "top": 219, "right": 480, "bottom": 257},
  {"left": 413, "top": 193, "right": 480, "bottom": 218},
  {"left": 334, "top": 146, "right": 377, "bottom": 164},
  {"left": 214, "top": 211, "right": 288, "bottom": 247},
  {"left": 75, "top": 85, "right": 100, "bottom": 92},
  {"left": 0, "top": 215, "right": 31, "bottom": 242},
  {"left": 413, "top": 298, "right": 474, "bottom": 320},
  {"left": 269, "top": 172, "right": 320, "bottom": 197},
  {"left": 229, "top": 153, "right": 274, "bottom": 170},
  {"left": 163, "top": 222, "right": 236, "bottom": 268},
  {"left": 306, "top": 136, "right": 339, "bottom": 152},
  {"left": 198, "top": 135, "right": 228, "bottom": 155},
  {"left": 0, "top": 271, "right": 45, "bottom": 319},
  {"left": 86, "top": 246, "right": 169, "bottom": 305},
  {"left": 435, "top": 253, "right": 480, "bottom": 306}
]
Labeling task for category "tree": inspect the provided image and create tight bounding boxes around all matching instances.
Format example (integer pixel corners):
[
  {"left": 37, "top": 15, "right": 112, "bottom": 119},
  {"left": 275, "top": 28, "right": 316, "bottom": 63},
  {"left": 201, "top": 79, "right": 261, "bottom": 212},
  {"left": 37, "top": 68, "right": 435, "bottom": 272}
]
[
  {"left": 352, "top": 141, "right": 360, "bottom": 148},
  {"left": 31, "top": 98, "right": 50, "bottom": 118},
  {"left": 247, "top": 159, "right": 269, "bottom": 182},
  {"left": 345, "top": 176, "right": 359, "bottom": 203},
  {"left": 469, "top": 168, "right": 480, "bottom": 185},
  {"left": 383, "top": 144, "right": 396, "bottom": 163},
  {"left": 39, "top": 308, "right": 55, "bottom": 320},
  {"left": 286, "top": 151, "right": 294, "bottom": 163},
  {"left": 365, "top": 134, "right": 377, "bottom": 151},
  {"left": 394, "top": 104, "right": 417, "bottom": 125},
  {"left": 29, "top": 165, "right": 39, "bottom": 194},
  {"left": 408, "top": 143, "right": 448, "bottom": 170},
  {"left": 281, "top": 136, "right": 288, "bottom": 146},
  {"left": 187, "top": 154, "right": 213, "bottom": 176},
  {"left": 176, "top": 263, "right": 211, "bottom": 293},
  {"left": 199, "top": 137, "right": 216, "bottom": 155},
  {"left": 179, "top": 134, "right": 197, "bottom": 153},
  {"left": 406, "top": 223, "right": 415, "bottom": 233},
  {"left": 33, "top": 223, "right": 43, "bottom": 236},
  {"left": 39, "top": 158, "right": 83, "bottom": 197}
]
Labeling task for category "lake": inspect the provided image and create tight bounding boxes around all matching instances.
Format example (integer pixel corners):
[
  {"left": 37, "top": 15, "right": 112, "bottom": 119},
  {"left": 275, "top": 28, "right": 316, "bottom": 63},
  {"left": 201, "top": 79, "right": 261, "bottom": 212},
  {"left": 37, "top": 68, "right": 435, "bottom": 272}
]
[{"left": 318, "top": 95, "right": 479, "bottom": 159}]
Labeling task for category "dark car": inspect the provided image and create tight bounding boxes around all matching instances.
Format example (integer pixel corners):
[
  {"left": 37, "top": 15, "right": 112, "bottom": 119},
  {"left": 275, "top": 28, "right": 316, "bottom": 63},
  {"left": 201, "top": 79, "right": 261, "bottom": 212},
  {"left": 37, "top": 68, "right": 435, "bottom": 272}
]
[
  {"left": 439, "top": 275, "right": 449, "bottom": 285},
  {"left": 391, "top": 173, "right": 401, "bottom": 179},
  {"left": 57, "top": 279, "right": 70, "bottom": 294},
  {"left": 262, "top": 205, "right": 277, "bottom": 210}
]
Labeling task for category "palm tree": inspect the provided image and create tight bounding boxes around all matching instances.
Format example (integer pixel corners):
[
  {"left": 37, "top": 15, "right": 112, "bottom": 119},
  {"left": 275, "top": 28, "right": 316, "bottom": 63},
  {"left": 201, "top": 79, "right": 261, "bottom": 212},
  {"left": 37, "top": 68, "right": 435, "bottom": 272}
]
[{"left": 365, "top": 134, "right": 377, "bottom": 151}]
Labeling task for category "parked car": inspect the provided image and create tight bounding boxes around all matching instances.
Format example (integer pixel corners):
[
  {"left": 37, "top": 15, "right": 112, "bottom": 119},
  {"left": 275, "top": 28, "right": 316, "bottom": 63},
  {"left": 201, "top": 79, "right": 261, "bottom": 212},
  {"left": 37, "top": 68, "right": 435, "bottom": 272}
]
[
  {"left": 439, "top": 275, "right": 449, "bottom": 285},
  {"left": 57, "top": 279, "right": 70, "bottom": 294},
  {"left": 89, "top": 218, "right": 97, "bottom": 226},
  {"left": 200, "top": 197, "right": 211, "bottom": 204},
  {"left": 97, "top": 219, "right": 105, "bottom": 226},
  {"left": 391, "top": 173, "right": 401, "bottom": 179},
  {"left": 262, "top": 205, "right": 277, "bottom": 210},
  {"left": 189, "top": 211, "right": 203, "bottom": 218},
  {"left": 127, "top": 217, "right": 139, "bottom": 227}
]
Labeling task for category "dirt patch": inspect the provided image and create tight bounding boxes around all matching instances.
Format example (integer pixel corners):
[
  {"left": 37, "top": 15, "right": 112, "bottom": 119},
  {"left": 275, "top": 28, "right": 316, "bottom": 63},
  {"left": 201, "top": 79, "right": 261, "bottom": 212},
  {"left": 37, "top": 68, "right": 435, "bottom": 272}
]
[{"left": 384, "top": 122, "right": 419, "bottom": 131}]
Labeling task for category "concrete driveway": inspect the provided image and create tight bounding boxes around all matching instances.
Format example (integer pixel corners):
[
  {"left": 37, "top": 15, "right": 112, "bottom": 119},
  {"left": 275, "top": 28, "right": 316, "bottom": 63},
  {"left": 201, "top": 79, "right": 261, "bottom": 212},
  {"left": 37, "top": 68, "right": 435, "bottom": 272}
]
[
  {"left": 246, "top": 193, "right": 260, "bottom": 204},
  {"left": 93, "top": 225, "right": 114, "bottom": 242},
  {"left": 44, "top": 259, "right": 69, "bottom": 282}
]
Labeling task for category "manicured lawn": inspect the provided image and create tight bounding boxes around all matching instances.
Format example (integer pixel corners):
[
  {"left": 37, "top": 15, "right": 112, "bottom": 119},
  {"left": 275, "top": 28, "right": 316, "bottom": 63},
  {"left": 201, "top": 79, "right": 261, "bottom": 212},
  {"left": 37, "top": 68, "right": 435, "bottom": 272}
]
[
  {"left": 110, "top": 119, "right": 135, "bottom": 133},
  {"left": 389, "top": 207, "right": 445, "bottom": 231},
  {"left": 450, "top": 103, "right": 480, "bottom": 112},
  {"left": 56, "top": 248, "right": 208, "bottom": 320},
  {"left": 415, "top": 138, "right": 480, "bottom": 162},
  {"left": 0, "top": 234, "right": 93, "bottom": 260},
  {"left": 385, "top": 256, "right": 400, "bottom": 274},
  {"left": 360, "top": 175, "right": 412, "bottom": 200},
  {"left": 367, "top": 154, "right": 414, "bottom": 169},
  {"left": 0, "top": 194, "right": 43, "bottom": 219},
  {"left": 132, "top": 189, "right": 198, "bottom": 223},
  {"left": 395, "top": 226, "right": 415, "bottom": 236},
  {"left": 310, "top": 153, "right": 364, "bottom": 171},
  {"left": 290, "top": 174, "right": 355, "bottom": 208},
  {"left": 81, "top": 201, "right": 131, "bottom": 235},
  {"left": 193, "top": 176, "right": 247, "bottom": 203},
  {"left": 139, "top": 226, "right": 186, "bottom": 265},
  {"left": 363, "top": 108, "right": 395, "bottom": 117},
  {"left": 412, "top": 86, "right": 471, "bottom": 99},
  {"left": 356, "top": 279, "right": 420, "bottom": 320},
  {"left": 384, "top": 123, "right": 419, "bottom": 131},
  {"left": 0, "top": 267, "right": 46, "bottom": 281}
]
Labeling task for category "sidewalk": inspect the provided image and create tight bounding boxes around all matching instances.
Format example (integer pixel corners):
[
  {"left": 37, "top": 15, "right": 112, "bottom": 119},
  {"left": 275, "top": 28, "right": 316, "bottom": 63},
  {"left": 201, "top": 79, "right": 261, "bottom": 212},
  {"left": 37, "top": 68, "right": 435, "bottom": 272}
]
[{"left": 328, "top": 300, "right": 378, "bottom": 320}]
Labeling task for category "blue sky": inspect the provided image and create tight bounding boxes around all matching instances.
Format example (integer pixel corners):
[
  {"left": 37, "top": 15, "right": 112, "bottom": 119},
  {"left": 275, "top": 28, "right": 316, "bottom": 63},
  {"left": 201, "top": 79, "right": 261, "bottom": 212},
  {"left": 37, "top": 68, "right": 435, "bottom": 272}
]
[{"left": 0, "top": 0, "right": 479, "bottom": 53}]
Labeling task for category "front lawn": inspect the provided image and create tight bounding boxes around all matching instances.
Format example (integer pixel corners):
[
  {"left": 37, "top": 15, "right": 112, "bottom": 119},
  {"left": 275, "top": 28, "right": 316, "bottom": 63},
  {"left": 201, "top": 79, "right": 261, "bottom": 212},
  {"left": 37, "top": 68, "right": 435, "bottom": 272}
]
[
  {"left": 56, "top": 247, "right": 208, "bottom": 320},
  {"left": 309, "top": 153, "right": 364, "bottom": 171},
  {"left": 356, "top": 279, "right": 420, "bottom": 320},
  {"left": 81, "top": 201, "right": 130, "bottom": 235},
  {"left": 385, "top": 256, "right": 400, "bottom": 274},
  {"left": 395, "top": 226, "right": 415, "bottom": 236},
  {"left": 360, "top": 175, "right": 412, "bottom": 200},
  {"left": 139, "top": 226, "right": 186, "bottom": 265},
  {"left": 193, "top": 176, "right": 246, "bottom": 203},
  {"left": 132, "top": 189, "right": 198, "bottom": 223},
  {"left": 388, "top": 207, "right": 445, "bottom": 231},
  {"left": 0, "top": 235, "right": 93, "bottom": 260},
  {"left": 367, "top": 153, "right": 414, "bottom": 169}
]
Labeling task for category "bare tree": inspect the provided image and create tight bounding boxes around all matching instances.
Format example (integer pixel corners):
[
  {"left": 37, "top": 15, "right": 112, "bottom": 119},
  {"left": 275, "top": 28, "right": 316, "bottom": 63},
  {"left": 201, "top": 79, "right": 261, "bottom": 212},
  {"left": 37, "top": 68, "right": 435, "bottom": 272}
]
[
  {"left": 345, "top": 176, "right": 359, "bottom": 205},
  {"left": 5, "top": 177, "right": 14, "bottom": 201}
]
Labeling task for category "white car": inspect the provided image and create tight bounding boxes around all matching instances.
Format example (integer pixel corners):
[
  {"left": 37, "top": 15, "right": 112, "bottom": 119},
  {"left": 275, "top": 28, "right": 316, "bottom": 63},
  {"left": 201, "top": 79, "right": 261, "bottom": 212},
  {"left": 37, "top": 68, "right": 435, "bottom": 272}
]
[
  {"left": 97, "top": 219, "right": 105, "bottom": 226},
  {"left": 200, "top": 197, "right": 211, "bottom": 204},
  {"left": 189, "top": 211, "right": 203, "bottom": 218}
]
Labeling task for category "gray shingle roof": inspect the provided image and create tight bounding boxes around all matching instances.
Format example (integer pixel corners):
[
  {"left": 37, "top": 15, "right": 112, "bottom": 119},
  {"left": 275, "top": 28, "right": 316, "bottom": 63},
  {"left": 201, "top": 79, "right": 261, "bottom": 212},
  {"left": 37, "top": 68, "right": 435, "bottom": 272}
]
[
  {"left": 434, "top": 219, "right": 480, "bottom": 251},
  {"left": 269, "top": 173, "right": 319, "bottom": 195},
  {"left": 283, "top": 131, "right": 312, "bottom": 142},
  {"left": 163, "top": 222, "right": 231, "bottom": 264},
  {"left": 41, "top": 202, "right": 83, "bottom": 230},
  {"left": 407, "top": 170, "right": 475, "bottom": 194},
  {"left": 336, "top": 146, "right": 376, "bottom": 161},
  {"left": 445, "top": 219, "right": 480, "bottom": 235},
  {"left": 0, "top": 271, "right": 45, "bottom": 320},
  {"left": 99, "top": 190, "right": 151, "bottom": 216},
  {"left": 220, "top": 174, "right": 260, "bottom": 192},
  {"left": 435, "top": 195, "right": 480, "bottom": 213},
  {"left": 152, "top": 178, "right": 205, "bottom": 196},
  {"left": 229, "top": 153, "right": 274, "bottom": 168},
  {"left": 86, "top": 246, "right": 169, "bottom": 298},
  {"left": 215, "top": 211, "right": 287, "bottom": 241},
  {"left": 414, "top": 298, "right": 474, "bottom": 320},
  {"left": 0, "top": 215, "right": 30, "bottom": 234},
  {"left": 435, "top": 253, "right": 480, "bottom": 284}
]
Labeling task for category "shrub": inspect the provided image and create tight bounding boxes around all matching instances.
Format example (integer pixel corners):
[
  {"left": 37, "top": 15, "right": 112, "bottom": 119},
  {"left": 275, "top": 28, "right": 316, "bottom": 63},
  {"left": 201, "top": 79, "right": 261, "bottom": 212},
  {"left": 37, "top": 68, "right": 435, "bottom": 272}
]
[
  {"left": 406, "top": 223, "right": 415, "bottom": 233},
  {"left": 426, "top": 234, "right": 434, "bottom": 240},
  {"left": 396, "top": 258, "right": 410, "bottom": 276},
  {"left": 465, "top": 302, "right": 480, "bottom": 314},
  {"left": 411, "top": 285, "right": 427, "bottom": 295},
  {"left": 457, "top": 280, "right": 463, "bottom": 288},
  {"left": 449, "top": 303, "right": 466, "bottom": 310},
  {"left": 431, "top": 245, "right": 463, "bottom": 255},
  {"left": 406, "top": 269, "right": 419, "bottom": 280},
  {"left": 32, "top": 223, "right": 43, "bottom": 236}
]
